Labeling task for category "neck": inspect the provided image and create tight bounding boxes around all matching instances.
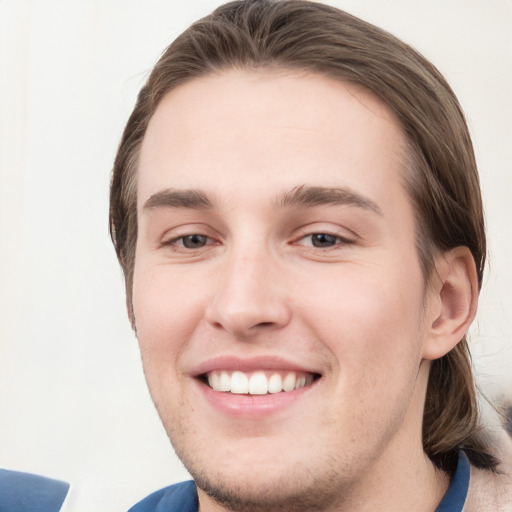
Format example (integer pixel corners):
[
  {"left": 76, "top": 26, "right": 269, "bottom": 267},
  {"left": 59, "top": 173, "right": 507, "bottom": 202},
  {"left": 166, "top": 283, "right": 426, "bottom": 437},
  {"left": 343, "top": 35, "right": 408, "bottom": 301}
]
[
  {"left": 334, "top": 361, "right": 449, "bottom": 512},
  {"left": 333, "top": 441, "right": 449, "bottom": 512}
]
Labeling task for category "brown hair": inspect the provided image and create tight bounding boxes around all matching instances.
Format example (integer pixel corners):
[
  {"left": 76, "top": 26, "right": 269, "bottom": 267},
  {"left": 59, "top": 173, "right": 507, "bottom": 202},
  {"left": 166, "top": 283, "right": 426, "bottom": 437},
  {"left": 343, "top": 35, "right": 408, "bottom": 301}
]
[{"left": 110, "top": 0, "right": 496, "bottom": 471}]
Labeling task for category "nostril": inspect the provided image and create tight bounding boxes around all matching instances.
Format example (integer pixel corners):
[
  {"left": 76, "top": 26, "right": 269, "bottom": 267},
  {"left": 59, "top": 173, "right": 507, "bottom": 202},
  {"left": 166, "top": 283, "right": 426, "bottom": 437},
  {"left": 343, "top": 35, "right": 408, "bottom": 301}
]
[{"left": 255, "top": 322, "right": 274, "bottom": 328}]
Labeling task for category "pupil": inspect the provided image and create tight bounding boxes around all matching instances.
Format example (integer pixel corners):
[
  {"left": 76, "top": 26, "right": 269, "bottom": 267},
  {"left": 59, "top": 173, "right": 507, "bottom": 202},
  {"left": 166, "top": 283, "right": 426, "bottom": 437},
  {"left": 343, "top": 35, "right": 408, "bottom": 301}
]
[
  {"left": 312, "top": 233, "right": 336, "bottom": 247},
  {"left": 183, "top": 234, "right": 207, "bottom": 248}
]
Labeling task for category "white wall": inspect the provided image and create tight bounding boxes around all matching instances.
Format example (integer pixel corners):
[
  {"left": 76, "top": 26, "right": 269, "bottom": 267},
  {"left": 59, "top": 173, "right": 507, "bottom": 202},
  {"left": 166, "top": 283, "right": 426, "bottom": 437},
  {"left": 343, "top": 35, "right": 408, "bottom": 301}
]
[{"left": 0, "top": 1, "right": 510, "bottom": 511}]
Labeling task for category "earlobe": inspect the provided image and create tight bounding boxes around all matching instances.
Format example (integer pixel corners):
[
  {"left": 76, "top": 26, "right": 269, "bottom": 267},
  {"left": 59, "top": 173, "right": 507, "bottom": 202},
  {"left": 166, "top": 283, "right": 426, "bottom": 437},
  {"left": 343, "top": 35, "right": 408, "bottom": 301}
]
[{"left": 422, "top": 246, "right": 479, "bottom": 360}]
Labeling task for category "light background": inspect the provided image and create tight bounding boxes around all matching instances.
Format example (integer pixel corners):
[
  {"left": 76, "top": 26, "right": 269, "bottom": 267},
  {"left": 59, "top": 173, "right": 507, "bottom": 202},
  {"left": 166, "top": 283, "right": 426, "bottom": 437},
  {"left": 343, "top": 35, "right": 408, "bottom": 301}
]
[{"left": 0, "top": 1, "right": 510, "bottom": 511}]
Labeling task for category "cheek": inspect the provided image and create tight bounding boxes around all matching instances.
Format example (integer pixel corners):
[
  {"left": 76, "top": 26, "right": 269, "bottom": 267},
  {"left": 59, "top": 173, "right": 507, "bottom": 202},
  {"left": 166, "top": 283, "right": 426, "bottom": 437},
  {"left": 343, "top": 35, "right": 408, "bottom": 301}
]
[
  {"left": 132, "top": 266, "right": 207, "bottom": 421},
  {"left": 297, "top": 261, "right": 426, "bottom": 376},
  {"left": 132, "top": 265, "right": 204, "bottom": 365}
]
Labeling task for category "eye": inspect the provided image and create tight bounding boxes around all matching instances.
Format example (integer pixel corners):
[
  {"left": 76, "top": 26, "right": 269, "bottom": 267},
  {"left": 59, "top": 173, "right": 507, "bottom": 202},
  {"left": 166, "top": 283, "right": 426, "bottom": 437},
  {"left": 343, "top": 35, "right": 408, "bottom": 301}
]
[
  {"left": 309, "top": 233, "right": 339, "bottom": 248},
  {"left": 300, "top": 233, "right": 350, "bottom": 248},
  {"left": 166, "top": 234, "right": 211, "bottom": 249}
]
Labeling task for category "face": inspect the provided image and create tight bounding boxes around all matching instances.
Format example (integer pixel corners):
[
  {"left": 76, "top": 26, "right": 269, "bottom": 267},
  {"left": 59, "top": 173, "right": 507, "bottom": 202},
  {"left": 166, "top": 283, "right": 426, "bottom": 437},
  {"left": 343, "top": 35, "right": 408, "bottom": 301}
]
[{"left": 133, "top": 70, "right": 436, "bottom": 511}]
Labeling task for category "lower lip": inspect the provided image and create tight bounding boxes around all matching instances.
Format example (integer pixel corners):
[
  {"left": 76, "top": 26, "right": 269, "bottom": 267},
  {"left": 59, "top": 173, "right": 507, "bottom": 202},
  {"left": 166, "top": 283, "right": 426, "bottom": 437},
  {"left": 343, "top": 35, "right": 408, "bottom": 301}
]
[{"left": 195, "top": 379, "right": 317, "bottom": 419}]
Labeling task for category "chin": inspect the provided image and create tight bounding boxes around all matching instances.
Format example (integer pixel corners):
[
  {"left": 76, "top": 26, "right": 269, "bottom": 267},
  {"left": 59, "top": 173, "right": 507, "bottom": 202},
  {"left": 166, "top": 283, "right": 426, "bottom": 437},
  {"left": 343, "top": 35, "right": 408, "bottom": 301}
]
[
  {"left": 168, "top": 425, "right": 364, "bottom": 512},
  {"left": 188, "top": 462, "right": 347, "bottom": 512}
]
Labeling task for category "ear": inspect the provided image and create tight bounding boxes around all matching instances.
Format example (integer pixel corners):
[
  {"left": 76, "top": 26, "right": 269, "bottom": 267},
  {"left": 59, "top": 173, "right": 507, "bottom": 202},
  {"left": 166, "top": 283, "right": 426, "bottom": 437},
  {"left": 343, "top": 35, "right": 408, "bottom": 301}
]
[{"left": 422, "top": 246, "right": 479, "bottom": 360}]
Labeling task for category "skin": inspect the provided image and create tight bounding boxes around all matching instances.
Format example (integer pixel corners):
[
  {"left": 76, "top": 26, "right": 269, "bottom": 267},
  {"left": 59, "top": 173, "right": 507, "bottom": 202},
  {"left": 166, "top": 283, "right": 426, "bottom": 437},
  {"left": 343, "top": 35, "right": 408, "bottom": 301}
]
[{"left": 133, "top": 70, "right": 477, "bottom": 512}]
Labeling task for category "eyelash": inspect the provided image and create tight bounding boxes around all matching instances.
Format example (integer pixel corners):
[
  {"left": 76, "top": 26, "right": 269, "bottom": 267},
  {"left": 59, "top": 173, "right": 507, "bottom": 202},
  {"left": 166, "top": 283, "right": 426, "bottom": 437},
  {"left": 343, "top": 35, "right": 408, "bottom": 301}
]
[
  {"left": 295, "top": 232, "right": 354, "bottom": 250},
  {"left": 162, "top": 234, "right": 214, "bottom": 250},
  {"left": 162, "top": 232, "right": 353, "bottom": 252},
  {"left": 305, "top": 232, "right": 350, "bottom": 246}
]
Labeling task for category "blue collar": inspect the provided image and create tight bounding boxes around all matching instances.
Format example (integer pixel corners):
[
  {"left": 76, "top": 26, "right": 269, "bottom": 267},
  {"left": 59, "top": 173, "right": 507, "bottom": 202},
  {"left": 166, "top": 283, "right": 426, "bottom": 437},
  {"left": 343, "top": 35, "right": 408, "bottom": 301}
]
[
  {"left": 435, "top": 452, "right": 470, "bottom": 512},
  {"left": 0, "top": 469, "right": 70, "bottom": 512}
]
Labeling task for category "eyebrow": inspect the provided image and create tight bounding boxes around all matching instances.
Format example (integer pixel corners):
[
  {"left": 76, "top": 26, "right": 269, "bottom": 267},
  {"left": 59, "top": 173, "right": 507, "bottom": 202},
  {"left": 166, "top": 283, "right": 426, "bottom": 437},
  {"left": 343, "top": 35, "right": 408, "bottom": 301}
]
[
  {"left": 142, "top": 185, "right": 381, "bottom": 215},
  {"left": 143, "top": 189, "right": 214, "bottom": 211},
  {"left": 274, "top": 185, "right": 382, "bottom": 215}
]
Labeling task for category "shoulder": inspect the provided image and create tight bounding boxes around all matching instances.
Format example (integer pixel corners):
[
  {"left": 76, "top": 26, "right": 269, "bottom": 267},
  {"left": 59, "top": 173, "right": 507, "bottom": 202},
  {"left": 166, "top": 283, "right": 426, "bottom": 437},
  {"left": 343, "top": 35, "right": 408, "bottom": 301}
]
[
  {"left": 128, "top": 480, "right": 198, "bottom": 512},
  {"left": 464, "top": 430, "right": 512, "bottom": 511},
  {"left": 0, "top": 469, "right": 70, "bottom": 512}
]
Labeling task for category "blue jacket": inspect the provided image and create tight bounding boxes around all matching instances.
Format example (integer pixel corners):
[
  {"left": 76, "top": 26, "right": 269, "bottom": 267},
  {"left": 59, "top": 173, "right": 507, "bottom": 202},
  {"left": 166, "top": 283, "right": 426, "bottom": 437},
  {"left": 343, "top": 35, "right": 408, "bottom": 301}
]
[{"left": 0, "top": 469, "right": 69, "bottom": 512}]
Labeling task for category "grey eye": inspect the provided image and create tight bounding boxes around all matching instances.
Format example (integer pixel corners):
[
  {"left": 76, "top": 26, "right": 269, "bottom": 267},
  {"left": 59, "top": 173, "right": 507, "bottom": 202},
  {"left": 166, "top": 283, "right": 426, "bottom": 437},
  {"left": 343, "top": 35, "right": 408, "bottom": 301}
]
[
  {"left": 310, "top": 233, "right": 338, "bottom": 247},
  {"left": 181, "top": 234, "right": 208, "bottom": 248}
]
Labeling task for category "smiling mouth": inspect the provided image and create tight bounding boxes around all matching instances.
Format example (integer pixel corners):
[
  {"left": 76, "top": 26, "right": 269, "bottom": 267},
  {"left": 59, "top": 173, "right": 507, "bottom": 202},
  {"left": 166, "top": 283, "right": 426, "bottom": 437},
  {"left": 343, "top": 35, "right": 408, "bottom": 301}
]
[{"left": 201, "top": 370, "right": 320, "bottom": 395}]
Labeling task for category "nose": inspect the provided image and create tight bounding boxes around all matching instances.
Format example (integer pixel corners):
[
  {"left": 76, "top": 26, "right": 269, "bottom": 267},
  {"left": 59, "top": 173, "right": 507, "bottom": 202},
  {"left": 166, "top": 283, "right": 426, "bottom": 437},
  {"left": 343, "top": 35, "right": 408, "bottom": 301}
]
[{"left": 205, "top": 247, "right": 291, "bottom": 339}]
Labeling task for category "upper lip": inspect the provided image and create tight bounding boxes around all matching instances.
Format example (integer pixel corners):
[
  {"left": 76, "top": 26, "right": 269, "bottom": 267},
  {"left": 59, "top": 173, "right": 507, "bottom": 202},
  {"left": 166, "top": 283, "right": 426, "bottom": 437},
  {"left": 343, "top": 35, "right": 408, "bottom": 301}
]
[{"left": 190, "top": 355, "right": 321, "bottom": 378}]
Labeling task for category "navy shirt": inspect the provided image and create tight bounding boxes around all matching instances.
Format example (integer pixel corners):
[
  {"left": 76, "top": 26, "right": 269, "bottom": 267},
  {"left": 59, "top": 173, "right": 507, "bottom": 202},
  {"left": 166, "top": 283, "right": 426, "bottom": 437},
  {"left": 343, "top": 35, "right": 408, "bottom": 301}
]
[
  {"left": 436, "top": 452, "right": 470, "bottom": 512},
  {"left": 128, "top": 480, "right": 198, "bottom": 512},
  {"left": 128, "top": 452, "right": 470, "bottom": 512},
  {"left": 0, "top": 469, "right": 70, "bottom": 512}
]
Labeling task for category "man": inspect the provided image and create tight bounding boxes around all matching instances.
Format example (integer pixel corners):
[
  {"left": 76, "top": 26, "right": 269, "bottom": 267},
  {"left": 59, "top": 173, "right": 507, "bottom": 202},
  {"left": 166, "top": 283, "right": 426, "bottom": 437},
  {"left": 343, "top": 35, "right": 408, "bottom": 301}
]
[{"left": 109, "top": 1, "right": 511, "bottom": 510}]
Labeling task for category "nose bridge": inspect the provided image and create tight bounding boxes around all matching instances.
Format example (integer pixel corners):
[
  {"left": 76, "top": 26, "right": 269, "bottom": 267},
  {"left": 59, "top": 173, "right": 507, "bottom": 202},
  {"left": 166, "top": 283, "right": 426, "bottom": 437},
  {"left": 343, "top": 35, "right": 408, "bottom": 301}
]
[{"left": 206, "top": 240, "right": 290, "bottom": 336}]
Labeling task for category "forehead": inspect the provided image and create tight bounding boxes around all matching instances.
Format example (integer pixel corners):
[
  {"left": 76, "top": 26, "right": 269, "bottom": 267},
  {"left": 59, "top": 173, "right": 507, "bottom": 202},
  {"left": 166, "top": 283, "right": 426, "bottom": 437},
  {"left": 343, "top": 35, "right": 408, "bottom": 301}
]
[{"left": 137, "top": 69, "right": 408, "bottom": 213}]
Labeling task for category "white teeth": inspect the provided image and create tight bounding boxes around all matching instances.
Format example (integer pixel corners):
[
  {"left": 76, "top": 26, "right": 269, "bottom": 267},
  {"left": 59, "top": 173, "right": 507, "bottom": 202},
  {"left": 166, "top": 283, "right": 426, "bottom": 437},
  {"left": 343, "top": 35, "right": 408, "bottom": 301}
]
[
  {"left": 219, "top": 371, "right": 231, "bottom": 392},
  {"left": 209, "top": 371, "right": 232, "bottom": 391},
  {"left": 268, "top": 373, "right": 283, "bottom": 394},
  {"left": 248, "top": 372, "right": 269, "bottom": 395},
  {"left": 208, "top": 372, "right": 220, "bottom": 390},
  {"left": 282, "top": 372, "right": 296, "bottom": 392},
  {"left": 231, "top": 371, "right": 249, "bottom": 394},
  {"left": 295, "top": 375, "right": 306, "bottom": 389},
  {"left": 206, "top": 370, "right": 314, "bottom": 395}
]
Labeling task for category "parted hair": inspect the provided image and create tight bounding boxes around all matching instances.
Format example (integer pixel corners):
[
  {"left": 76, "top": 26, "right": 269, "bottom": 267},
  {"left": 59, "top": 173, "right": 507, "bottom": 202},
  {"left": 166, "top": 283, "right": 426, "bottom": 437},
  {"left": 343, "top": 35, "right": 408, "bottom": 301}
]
[{"left": 110, "top": 0, "right": 497, "bottom": 471}]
